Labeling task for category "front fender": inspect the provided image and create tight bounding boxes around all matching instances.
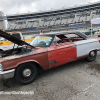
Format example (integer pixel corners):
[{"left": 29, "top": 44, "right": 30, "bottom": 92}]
[{"left": 2, "top": 52, "right": 49, "bottom": 71}]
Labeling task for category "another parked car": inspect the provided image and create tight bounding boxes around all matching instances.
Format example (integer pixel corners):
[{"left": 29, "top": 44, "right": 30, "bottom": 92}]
[
  {"left": 82, "top": 29, "right": 96, "bottom": 35},
  {"left": 0, "top": 31, "right": 34, "bottom": 51},
  {"left": 0, "top": 30, "right": 100, "bottom": 85}
]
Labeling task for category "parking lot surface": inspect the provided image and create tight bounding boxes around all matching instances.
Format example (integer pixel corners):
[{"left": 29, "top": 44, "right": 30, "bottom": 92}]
[{"left": 1, "top": 52, "right": 100, "bottom": 100}]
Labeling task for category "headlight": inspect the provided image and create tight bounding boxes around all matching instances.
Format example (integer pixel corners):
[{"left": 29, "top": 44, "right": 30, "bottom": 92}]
[{"left": 0, "top": 63, "right": 3, "bottom": 71}]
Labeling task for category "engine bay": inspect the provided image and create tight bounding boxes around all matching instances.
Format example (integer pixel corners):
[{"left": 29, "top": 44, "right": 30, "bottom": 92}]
[{"left": 0, "top": 46, "right": 32, "bottom": 58}]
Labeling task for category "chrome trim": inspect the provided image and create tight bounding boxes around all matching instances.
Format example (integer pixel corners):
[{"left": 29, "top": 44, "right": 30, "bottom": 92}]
[
  {"left": 72, "top": 46, "right": 76, "bottom": 47},
  {"left": 0, "top": 63, "right": 3, "bottom": 71},
  {"left": 0, "top": 69, "right": 15, "bottom": 79}
]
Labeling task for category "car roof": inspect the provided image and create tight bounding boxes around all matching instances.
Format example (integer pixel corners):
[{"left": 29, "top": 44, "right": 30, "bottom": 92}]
[{"left": 40, "top": 31, "right": 89, "bottom": 39}]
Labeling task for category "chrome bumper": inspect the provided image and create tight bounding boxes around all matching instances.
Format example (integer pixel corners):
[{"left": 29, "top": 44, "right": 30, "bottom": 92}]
[{"left": 0, "top": 69, "right": 15, "bottom": 79}]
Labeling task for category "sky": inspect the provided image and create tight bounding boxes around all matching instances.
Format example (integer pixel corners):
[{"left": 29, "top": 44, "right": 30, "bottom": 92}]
[{"left": 0, "top": 0, "right": 100, "bottom": 15}]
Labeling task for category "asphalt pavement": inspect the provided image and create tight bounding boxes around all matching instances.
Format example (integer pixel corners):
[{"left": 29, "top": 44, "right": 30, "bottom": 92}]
[{"left": 1, "top": 51, "right": 100, "bottom": 100}]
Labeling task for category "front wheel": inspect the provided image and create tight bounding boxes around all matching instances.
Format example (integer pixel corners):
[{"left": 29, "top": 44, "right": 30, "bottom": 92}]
[
  {"left": 15, "top": 63, "right": 38, "bottom": 85},
  {"left": 85, "top": 50, "right": 97, "bottom": 62}
]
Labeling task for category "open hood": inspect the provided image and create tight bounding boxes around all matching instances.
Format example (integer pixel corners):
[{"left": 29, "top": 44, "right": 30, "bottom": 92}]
[{"left": 0, "top": 30, "right": 33, "bottom": 47}]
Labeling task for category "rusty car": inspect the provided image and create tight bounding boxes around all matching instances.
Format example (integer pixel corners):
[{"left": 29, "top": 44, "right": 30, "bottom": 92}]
[{"left": 0, "top": 30, "right": 100, "bottom": 85}]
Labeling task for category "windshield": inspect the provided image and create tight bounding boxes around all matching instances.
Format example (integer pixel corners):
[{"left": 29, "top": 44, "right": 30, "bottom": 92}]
[{"left": 30, "top": 35, "right": 54, "bottom": 47}]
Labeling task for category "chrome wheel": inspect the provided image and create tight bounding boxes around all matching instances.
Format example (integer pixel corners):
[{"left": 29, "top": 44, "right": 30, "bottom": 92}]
[
  {"left": 90, "top": 51, "right": 95, "bottom": 57},
  {"left": 23, "top": 69, "right": 31, "bottom": 77},
  {"left": 86, "top": 50, "right": 97, "bottom": 62}
]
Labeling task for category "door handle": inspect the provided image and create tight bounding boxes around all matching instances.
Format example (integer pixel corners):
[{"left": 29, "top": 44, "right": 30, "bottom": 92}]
[
  {"left": 48, "top": 54, "right": 53, "bottom": 56},
  {"left": 59, "top": 52, "right": 65, "bottom": 54},
  {"left": 60, "top": 53, "right": 63, "bottom": 54}
]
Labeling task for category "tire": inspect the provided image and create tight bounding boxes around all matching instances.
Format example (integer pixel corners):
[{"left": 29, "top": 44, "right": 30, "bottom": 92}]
[
  {"left": 15, "top": 63, "right": 38, "bottom": 85},
  {"left": 85, "top": 50, "right": 97, "bottom": 62}
]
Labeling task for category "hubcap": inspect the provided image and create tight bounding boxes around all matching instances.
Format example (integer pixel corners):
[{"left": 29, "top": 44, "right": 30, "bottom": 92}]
[
  {"left": 23, "top": 69, "right": 31, "bottom": 77},
  {"left": 90, "top": 51, "right": 95, "bottom": 57}
]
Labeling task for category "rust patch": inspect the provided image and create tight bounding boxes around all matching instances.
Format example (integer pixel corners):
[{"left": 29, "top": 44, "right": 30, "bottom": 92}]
[{"left": 50, "top": 60, "right": 57, "bottom": 65}]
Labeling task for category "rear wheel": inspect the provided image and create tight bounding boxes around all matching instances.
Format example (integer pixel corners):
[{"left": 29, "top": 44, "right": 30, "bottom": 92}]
[
  {"left": 15, "top": 63, "right": 38, "bottom": 85},
  {"left": 85, "top": 50, "right": 97, "bottom": 62}
]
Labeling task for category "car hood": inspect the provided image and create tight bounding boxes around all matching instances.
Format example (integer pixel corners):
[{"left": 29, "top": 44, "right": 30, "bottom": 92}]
[{"left": 0, "top": 30, "right": 33, "bottom": 47}]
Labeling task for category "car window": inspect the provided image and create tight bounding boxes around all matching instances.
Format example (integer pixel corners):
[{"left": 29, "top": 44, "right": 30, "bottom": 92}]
[
  {"left": 54, "top": 33, "right": 84, "bottom": 45},
  {"left": 30, "top": 35, "right": 54, "bottom": 47},
  {"left": 12, "top": 33, "right": 21, "bottom": 39},
  {"left": 64, "top": 34, "right": 80, "bottom": 38}
]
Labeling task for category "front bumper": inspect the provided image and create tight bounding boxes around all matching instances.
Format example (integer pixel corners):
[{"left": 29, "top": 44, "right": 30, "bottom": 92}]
[{"left": 0, "top": 69, "right": 15, "bottom": 79}]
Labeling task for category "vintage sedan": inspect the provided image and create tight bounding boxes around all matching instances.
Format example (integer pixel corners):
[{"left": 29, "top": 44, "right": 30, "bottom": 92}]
[{"left": 0, "top": 30, "right": 100, "bottom": 85}]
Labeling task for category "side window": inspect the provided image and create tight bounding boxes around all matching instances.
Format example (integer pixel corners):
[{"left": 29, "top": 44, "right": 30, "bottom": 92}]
[
  {"left": 55, "top": 33, "right": 84, "bottom": 45},
  {"left": 64, "top": 33, "right": 84, "bottom": 42},
  {"left": 65, "top": 34, "right": 79, "bottom": 38},
  {"left": 51, "top": 33, "right": 85, "bottom": 46},
  {"left": 54, "top": 35, "right": 67, "bottom": 45},
  {"left": 12, "top": 33, "right": 21, "bottom": 39}
]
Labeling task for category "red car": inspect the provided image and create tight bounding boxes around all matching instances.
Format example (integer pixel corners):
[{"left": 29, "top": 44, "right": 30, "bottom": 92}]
[{"left": 0, "top": 30, "right": 100, "bottom": 85}]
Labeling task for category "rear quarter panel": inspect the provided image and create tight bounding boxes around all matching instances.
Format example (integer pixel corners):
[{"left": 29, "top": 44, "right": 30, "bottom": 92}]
[{"left": 74, "top": 39, "right": 100, "bottom": 57}]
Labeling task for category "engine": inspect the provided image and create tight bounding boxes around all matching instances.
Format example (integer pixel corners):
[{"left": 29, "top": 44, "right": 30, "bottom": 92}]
[{"left": 0, "top": 47, "right": 32, "bottom": 58}]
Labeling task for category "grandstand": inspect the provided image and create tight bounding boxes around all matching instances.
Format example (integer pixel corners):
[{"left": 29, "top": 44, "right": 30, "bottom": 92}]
[{"left": 5, "top": 1, "right": 100, "bottom": 34}]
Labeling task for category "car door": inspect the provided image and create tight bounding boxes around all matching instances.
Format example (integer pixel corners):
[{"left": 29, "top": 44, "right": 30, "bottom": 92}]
[
  {"left": 63, "top": 42, "right": 77, "bottom": 62},
  {"left": 47, "top": 40, "right": 76, "bottom": 69},
  {"left": 47, "top": 44, "right": 65, "bottom": 69}
]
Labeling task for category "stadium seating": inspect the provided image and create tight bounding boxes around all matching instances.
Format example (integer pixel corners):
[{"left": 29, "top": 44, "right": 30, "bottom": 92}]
[
  {"left": 74, "top": 16, "right": 80, "bottom": 22},
  {"left": 55, "top": 18, "right": 62, "bottom": 25},
  {"left": 68, "top": 18, "right": 73, "bottom": 23},
  {"left": 25, "top": 23, "right": 31, "bottom": 28},
  {"left": 5, "top": 2, "right": 100, "bottom": 32},
  {"left": 7, "top": 22, "right": 14, "bottom": 30},
  {"left": 61, "top": 19, "right": 67, "bottom": 25},
  {"left": 7, "top": 24, "right": 11, "bottom": 29},
  {"left": 49, "top": 20, "right": 56, "bottom": 26},
  {"left": 39, "top": 20, "right": 44, "bottom": 27},
  {"left": 79, "top": 16, "right": 86, "bottom": 22},
  {"left": 15, "top": 24, "right": 22, "bottom": 29},
  {"left": 33, "top": 22, "right": 39, "bottom": 27},
  {"left": 44, "top": 21, "right": 50, "bottom": 26},
  {"left": 86, "top": 16, "right": 91, "bottom": 21},
  {"left": 21, "top": 24, "right": 27, "bottom": 28},
  {"left": 92, "top": 13, "right": 100, "bottom": 19},
  {"left": 29, "top": 22, "right": 33, "bottom": 28},
  {"left": 12, "top": 25, "right": 17, "bottom": 29}
]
